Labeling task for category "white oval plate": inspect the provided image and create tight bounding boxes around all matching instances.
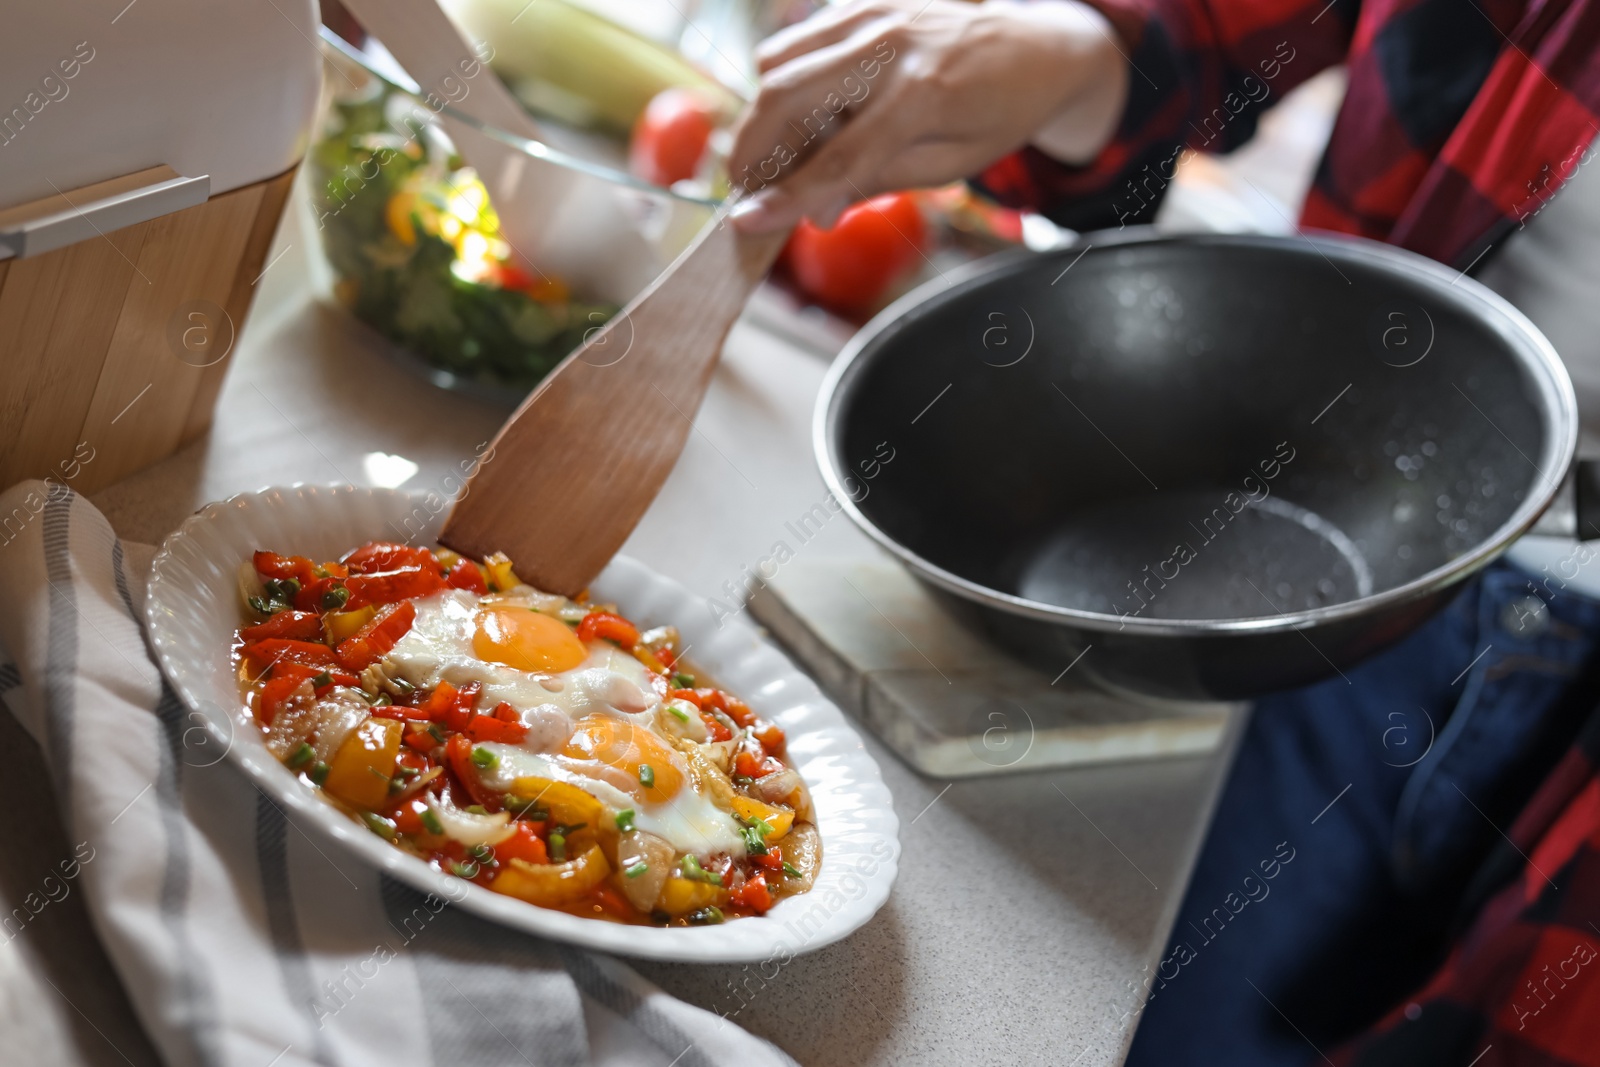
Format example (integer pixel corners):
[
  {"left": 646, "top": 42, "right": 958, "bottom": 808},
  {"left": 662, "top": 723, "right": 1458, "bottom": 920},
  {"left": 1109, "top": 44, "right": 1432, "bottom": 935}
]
[{"left": 146, "top": 485, "right": 899, "bottom": 962}]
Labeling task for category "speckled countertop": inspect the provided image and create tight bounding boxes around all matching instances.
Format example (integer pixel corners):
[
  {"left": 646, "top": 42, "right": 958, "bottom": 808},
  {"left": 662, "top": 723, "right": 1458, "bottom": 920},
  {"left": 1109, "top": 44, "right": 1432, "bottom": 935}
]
[{"left": 1, "top": 191, "right": 1242, "bottom": 1067}]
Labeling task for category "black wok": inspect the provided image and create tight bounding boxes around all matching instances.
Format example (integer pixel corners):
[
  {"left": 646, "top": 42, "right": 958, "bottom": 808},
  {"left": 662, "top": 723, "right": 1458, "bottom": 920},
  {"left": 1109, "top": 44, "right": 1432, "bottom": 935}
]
[{"left": 815, "top": 229, "right": 1587, "bottom": 701}]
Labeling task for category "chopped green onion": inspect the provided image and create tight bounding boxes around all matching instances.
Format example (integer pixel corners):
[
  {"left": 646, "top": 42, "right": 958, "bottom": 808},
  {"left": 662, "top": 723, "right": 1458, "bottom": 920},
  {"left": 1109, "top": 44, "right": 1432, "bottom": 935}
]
[
  {"left": 624, "top": 861, "right": 649, "bottom": 878},
  {"left": 672, "top": 673, "right": 696, "bottom": 689},
  {"left": 470, "top": 746, "right": 498, "bottom": 770},
  {"left": 420, "top": 808, "right": 445, "bottom": 835},
  {"left": 679, "top": 855, "right": 721, "bottom": 885},
  {"left": 311, "top": 671, "right": 333, "bottom": 688},
  {"left": 320, "top": 585, "right": 350, "bottom": 611},
  {"left": 782, "top": 861, "right": 802, "bottom": 879},
  {"left": 638, "top": 764, "right": 655, "bottom": 788},
  {"left": 666, "top": 703, "right": 691, "bottom": 723},
  {"left": 740, "top": 824, "right": 769, "bottom": 855},
  {"left": 687, "top": 906, "right": 724, "bottom": 925},
  {"left": 548, "top": 832, "right": 566, "bottom": 863},
  {"left": 615, "top": 809, "right": 636, "bottom": 832},
  {"left": 465, "top": 804, "right": 488, "bottom": 815},
  {"left": 309, "top": 762, "right": 330, "bottom": 786},
  {"left": 504, "top": 794, "right": 548, "bottom": 819},
  {"left": 372, "top": 692, "right": 393, "bottom": 707},
  {"left": 287, "top": 742, "right": 315, "bottom": 769},
  {"left": 449, "top": 860, "right": 480, "bottom": 879},
  {"left": 361, "top": 812, "right": 397, "bottom": 840},
  {"left": 253, "top": 577, "right": 301, "bottom": 616},
  {"left": 469, "top": 843, "right": 494, "bottom": 862}
]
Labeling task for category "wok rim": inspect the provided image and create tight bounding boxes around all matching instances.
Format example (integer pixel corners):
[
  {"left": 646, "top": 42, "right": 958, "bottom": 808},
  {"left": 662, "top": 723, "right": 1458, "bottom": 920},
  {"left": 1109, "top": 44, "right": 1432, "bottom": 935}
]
[{"left": 814, "top": 227, "right": 1579, "bottom": 638}]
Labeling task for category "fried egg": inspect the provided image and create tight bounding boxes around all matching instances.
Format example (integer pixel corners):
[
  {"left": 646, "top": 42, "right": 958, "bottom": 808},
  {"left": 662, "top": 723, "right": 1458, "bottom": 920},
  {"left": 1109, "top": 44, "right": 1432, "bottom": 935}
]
[{"left": 384, "top": 588, "right": 745, "bottom": 857}]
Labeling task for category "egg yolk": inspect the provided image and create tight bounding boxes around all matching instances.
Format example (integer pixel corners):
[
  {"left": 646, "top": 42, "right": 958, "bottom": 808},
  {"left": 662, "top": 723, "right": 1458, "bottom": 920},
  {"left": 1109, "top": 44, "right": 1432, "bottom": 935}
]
[
  {"left": 472, "top": 607, "right": 587, "bottom": 673},
  {"left": 563, "top": 715, "right": 684, "bottom": 803}
]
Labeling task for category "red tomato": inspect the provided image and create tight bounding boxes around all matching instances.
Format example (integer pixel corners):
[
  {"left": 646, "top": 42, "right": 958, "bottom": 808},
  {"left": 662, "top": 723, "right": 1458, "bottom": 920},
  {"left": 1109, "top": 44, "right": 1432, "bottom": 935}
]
[
  {"left": 576, "top": 611, "right": 640, "bottom": 650},
  {"left": 785, "top": 193, "right": 926, "bottom": 315},
  {"left": 629, "top": 88, "right": 717, "bottom": 188}
]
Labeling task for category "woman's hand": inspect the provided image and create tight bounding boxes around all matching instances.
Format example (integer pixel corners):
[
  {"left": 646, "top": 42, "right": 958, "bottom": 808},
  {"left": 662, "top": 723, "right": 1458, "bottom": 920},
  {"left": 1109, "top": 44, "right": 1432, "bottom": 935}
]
[{"left": 727, "top": 0, "right": 1129, "bottom": 233}]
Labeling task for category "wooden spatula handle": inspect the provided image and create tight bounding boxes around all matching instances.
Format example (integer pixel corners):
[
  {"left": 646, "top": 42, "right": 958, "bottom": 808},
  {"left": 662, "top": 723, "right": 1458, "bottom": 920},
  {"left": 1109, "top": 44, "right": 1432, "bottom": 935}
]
[{"left": 440, "top": 217, "right": 790, "bottom": 595}]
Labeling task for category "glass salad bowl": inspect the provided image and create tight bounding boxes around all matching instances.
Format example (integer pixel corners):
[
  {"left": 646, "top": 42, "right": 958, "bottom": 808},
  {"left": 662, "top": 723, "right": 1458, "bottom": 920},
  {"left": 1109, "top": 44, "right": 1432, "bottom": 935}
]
[{"left": 306, "top": 6, "right": 749, "bottom": 400}]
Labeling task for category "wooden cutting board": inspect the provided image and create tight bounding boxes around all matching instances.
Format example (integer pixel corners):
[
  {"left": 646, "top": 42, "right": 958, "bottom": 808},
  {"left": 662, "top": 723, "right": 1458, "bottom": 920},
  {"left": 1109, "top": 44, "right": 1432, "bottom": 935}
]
[{"left": 748, "top": 557, "right": 1241, "bottom": 777}]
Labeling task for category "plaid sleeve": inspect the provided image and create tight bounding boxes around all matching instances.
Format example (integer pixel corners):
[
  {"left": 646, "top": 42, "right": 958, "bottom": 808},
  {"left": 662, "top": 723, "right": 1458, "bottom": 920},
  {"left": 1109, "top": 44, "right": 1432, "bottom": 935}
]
[{"left": 972, "top": 0, "right": 1360, "bottom": 230}]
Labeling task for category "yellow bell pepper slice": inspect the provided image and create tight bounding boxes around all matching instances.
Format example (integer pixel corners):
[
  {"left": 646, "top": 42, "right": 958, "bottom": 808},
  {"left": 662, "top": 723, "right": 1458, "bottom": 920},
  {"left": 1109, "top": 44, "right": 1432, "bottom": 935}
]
[
  {"left": 491, "top": 847, "right": 611, "bottom": 907},
  {"left": 657, "top": 874, "right": 728, "bottom": 917},
  {"left": 323, "top": 716, "right": 402, "bottom": 811},
  {"left": 509, "top": 777, "right": 603, "bottom": 835},
  {"left": 483, "top": 552, "right": 519, "bottom": 593},
  {"left": 323, "top": 604, "right": 377, "bottom": 645},
  {"left": 730, "top": 795, "right": 794, "bottom": 842}
]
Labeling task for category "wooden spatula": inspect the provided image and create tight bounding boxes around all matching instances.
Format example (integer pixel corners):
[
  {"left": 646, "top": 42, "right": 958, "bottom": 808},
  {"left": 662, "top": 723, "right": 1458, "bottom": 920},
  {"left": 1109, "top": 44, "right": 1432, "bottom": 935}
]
[{"left": 439, "top": 216, "right": 791, "bottom": 595}]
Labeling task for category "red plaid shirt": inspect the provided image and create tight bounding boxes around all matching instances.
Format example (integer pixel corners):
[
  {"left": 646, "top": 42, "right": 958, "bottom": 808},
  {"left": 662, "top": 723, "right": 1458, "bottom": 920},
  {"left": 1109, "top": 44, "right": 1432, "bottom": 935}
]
[
  {"left": 976, "top": 0, "right": 1600, "bottom": 271},
  {"left": 1332, "top": 705, "right": 1600, "bottom": 1066},
  {"left": 976, "top": 3, "right": 1600, "bottom": 1061}
]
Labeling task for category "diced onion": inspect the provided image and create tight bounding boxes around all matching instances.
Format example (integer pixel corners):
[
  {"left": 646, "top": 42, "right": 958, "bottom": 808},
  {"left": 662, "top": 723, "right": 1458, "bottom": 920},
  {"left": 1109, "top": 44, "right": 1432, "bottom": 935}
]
[
  {"left": 311, "top": 691, "right": 370, "bottom": 766},
  {"left": 425, "top": 793, "right": 517, "bottom": 847},
  {"left": 750, "top": 768, "right": 803, "bottom": 807}
]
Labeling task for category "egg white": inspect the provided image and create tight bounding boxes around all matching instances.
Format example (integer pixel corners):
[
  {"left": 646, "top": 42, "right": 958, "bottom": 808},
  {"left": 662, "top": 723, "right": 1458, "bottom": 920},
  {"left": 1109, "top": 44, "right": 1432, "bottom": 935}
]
[
  {"left": 383, "top": 589, "right": 745, "bottom": 858},
  {"left": 385, "top": 589, "right": 658, "bottom": 723},
  {"left": 474, "top": 743, "right": 746, "bottom": 859}
]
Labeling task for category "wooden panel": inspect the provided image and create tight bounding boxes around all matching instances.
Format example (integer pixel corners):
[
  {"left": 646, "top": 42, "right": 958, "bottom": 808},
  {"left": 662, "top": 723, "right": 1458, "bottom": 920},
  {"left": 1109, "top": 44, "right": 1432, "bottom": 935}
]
[
  {"left": 0, "top": 222, "right": 148, "bottom": 490},
  {"left": 74, "top": 181, "right": 265, "bottom": 490},
  {"left": 181, "top": 165, "right": 299, "bottom": 444}
]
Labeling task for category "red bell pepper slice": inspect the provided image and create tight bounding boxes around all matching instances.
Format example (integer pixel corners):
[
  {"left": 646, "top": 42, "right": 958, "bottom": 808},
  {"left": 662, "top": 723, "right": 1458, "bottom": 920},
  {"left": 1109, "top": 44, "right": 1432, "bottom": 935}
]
[
  {"left": 753, "top": 846, "right": 784, "bottom": 872},
  {"left": 730, "top": 871, "right": 773, "bottom": 913},
  {"left": 445, "top": 734, "right": 498, "bottom": 809},
  {"left": 444, "top": 557, "right": 488, "bottom": 594},
  {"left": 246, "top": 638, "right": 339, "bottom": 669},
  {"left": 464, "top": 714, "right": 528, "bottom": 744},
  {"left": 345, "top": 565, "right": 445, "bottom": 608},
  {"left": 402, "top": 722, "right": 441, "bottom": 750},
  {"left": 256, "top": 662, "right": 318, "bottom": 726},
  {"left": 253, "top": 550, "right": 318, "bottom": 586},
  {"left": 734, "top": 749, "right": 783, "bottom": 780},
  {"left": 492, "top": 821, "right": 549, "bottom": 865},
  {"left": 291, "top": 576, "right": 340, "bottom": 613},
  {"left": 700, "top": 711, "right": 733, "bottom": 743},
  {"left": 242, "top": 610, "right": 324, "bottom": 643},
  {"left": 576, "top": 611, "right": 640, "bottom": 650},
  {"left": 343, "top": 541, "right": 437, "bottom": 574},
  {"left": 721, "top": 695, "right": 757, "bottom": 728},
  {"left": 753, "top": 721, "right": 786, "bottom": 752},
  {"left": 335, "top": 601, "right": 416, "bottom": 672}
]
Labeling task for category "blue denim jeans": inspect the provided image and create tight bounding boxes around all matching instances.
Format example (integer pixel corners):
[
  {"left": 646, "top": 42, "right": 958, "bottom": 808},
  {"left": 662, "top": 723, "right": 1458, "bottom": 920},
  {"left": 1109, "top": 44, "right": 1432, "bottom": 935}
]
[{"left": 1124, "top": 560, "right": 1600, "bottom": 1066}]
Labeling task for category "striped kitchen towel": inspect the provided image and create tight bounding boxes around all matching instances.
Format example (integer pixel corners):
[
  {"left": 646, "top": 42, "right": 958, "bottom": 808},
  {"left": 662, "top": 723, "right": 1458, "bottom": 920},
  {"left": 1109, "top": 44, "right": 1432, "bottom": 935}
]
[{"left": 0, "top": 480, "right": 798, "bottom": 1067}]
